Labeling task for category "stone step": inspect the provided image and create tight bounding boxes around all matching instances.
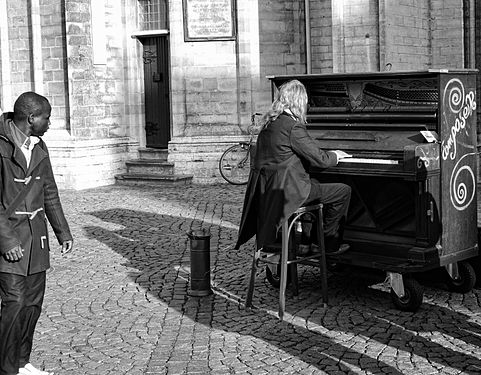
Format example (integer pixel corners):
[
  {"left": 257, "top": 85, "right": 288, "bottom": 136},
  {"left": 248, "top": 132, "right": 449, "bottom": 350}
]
[
  {"left": 125, "top": 159, "right": 174, "bottom": 175},
  {"left": 115, "top": 173, "right": 193, "bottom": 186},
  {"left": 138, "top": 148, "right": 168, "bottom": 161}
]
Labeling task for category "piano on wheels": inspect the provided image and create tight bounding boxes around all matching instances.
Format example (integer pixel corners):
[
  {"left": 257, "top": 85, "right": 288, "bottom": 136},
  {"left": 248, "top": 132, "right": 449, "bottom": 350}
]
[{"left": 268, "top": 70, "right": 478, "bottom": 311}]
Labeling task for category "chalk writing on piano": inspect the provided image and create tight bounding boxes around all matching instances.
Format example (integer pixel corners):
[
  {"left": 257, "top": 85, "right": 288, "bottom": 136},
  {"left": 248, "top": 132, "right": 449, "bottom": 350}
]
[
  {"left": 440, "top": 78, "right": 476, "bottom": 161},
  {"left": 417, "top": 147, "right": 439, "bottom": 169}
]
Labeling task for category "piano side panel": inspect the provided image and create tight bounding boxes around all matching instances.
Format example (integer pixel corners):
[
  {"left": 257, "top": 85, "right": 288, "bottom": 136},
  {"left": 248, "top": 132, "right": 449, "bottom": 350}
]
[{"left": 438, "top": 73, "right": 478, "bottom": 262}]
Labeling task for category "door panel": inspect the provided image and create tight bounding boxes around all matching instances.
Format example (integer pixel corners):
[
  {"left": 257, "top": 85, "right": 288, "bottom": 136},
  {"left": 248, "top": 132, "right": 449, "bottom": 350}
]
[{"left": 142, "top": 36, "right": 171, "bottom": 148}]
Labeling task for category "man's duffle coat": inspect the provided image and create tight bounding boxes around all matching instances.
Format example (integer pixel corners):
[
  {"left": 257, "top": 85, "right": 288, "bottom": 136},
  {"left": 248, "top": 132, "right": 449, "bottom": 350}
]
[{"left": 0, "top": 113, "right": 72, "bottom": 276}]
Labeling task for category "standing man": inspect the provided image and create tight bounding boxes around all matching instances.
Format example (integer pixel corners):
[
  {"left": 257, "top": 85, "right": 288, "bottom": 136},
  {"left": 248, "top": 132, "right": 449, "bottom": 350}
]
[{"left": 0, "top": 92, "right": 73, "bottom": 375}]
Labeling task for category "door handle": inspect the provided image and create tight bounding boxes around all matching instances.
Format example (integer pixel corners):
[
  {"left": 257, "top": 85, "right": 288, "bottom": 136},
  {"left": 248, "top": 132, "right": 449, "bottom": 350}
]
[{"left": 153, "top": 72, "right": 163, "bottom": 82}]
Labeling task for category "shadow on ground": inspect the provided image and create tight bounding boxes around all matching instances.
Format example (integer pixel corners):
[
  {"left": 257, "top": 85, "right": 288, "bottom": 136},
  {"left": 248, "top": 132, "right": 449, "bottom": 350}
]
[{"left": 83, "top": 203, "right": 481, "bottom": 374}]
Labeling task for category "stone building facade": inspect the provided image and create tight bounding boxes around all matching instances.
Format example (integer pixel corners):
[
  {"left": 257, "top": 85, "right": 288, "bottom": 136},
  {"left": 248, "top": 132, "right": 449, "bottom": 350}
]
[{"left": 0, "top": 0, "right": 478, "bottom": 189}]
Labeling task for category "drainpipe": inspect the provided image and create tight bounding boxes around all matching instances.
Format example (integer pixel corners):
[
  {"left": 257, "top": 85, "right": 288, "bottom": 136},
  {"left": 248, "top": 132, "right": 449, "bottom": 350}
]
[
  {"left": 305, "top": 0, "right": 312, "bottom": 74},
  {"left": 469, "top": 0, "right": 475, "bottom": 68}
]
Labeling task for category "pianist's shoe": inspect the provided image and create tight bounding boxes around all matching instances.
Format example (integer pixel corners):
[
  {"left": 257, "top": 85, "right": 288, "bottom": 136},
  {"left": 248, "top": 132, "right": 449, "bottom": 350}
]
[
  {"left": 328, "top": 243, "right": 350, "bottom": 255},
  {"left": 324, "top": 234, "right": 350, "bottom": 255},
  {"left": 296, "top": 244, "right": 311, "bottom": 256},
  {"left": 309, "top": 241, "right": 350, "bottom": 255},
  {"left": 261, "top": 243, "right": 281, "bottom": 253}
]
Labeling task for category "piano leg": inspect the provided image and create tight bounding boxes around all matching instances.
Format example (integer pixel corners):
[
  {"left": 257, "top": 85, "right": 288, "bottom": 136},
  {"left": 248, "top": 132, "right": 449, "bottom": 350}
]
[
  {"left": 388, "top": 272, "right": 424, "bottom": 312},
  {"left": 444, "top": 261, "right": 476, "bottom": 293},
  {"left": 388, "top": 272, "right": 405, "bottom": 297}
]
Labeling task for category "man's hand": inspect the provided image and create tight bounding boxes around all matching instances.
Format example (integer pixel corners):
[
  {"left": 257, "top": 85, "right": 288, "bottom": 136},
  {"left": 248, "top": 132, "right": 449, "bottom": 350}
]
[
  {"left": 3, "top": 245, "right": 24, "bottom": 262},
  {"left": 332, "top": 150, "right": 352, "bottom": 160},
  {"left": 61, "top": 240, "right": 74, "bottom": 255}
]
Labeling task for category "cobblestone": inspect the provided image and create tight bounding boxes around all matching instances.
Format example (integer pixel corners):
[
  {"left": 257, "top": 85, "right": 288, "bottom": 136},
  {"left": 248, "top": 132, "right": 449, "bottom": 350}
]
[{"left": 21, "top": 184, "right": 481, "bottom": 374}]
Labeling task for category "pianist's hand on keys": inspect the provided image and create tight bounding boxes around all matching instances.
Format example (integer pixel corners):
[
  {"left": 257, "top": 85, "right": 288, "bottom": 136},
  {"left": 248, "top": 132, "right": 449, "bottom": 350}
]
[{"left": 331, "top": 150, "right": 352, "bottom": 162}]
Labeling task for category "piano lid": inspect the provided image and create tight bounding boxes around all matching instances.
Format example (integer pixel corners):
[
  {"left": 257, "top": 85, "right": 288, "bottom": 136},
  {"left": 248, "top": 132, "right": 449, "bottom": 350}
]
[
  {"left": 306, "top": 78, "right": 439, "bottom": 115},
  {"left": 267, "top": 69, "right": 478, "bottom": 83},
  {"left": 268, "top": 71, "right": 449, "bottom": 126}
]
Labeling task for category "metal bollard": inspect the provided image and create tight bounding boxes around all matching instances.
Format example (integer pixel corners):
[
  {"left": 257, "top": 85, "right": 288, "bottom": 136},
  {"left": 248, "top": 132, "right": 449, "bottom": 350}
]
[{"left": 186, "top": 228, "right": 212, "bottom": 296}]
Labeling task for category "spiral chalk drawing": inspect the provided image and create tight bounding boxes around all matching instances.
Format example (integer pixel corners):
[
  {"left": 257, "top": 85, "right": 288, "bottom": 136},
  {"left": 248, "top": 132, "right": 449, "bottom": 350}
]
[
  {"left": 441, "top": 78, "right": 477, "bottom": 211},
  {"left": 449, "top": 153, "right": 476, "bottom": 211}
]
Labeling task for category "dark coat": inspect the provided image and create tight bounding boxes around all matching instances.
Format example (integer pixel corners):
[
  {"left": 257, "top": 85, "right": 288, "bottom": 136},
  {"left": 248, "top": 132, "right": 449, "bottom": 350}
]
[
  {"left": 235, "top": 113, "right": 338, "bottom": 250},
  {"left": 0, "top": 113, "right": 72, "bottom": 276}
]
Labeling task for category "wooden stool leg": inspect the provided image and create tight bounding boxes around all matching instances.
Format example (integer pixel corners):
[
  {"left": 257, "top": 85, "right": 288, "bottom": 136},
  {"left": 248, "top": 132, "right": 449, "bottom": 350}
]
[
  {"left": 279, "top": 221, "right": 289, "bottom": 320},
  {"left": 316, "top": 208, "right": 328, "bottom": 306},
  {"left": 288, "top": 223, "right": 299, "bottom": 296},
  {"left": 246, "top": 246, "right": 260, "bottom": 308}
]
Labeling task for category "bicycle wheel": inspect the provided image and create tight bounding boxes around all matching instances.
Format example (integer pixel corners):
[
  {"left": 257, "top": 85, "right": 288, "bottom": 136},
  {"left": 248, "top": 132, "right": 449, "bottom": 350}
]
[{"left": 219, "top": 143, "right": 250, "bottom": 185}]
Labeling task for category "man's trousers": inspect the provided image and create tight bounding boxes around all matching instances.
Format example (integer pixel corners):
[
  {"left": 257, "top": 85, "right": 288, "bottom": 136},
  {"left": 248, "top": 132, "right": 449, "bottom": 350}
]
[
  {"left": 0, "top": 271, "right": 46, "bottom": 375},
  {"left": 304, "top": 179, "right": 352, "bottom": 238}
]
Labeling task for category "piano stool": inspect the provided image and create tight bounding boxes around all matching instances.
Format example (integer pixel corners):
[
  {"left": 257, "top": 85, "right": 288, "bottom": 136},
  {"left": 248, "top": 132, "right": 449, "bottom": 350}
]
[{"left": 245, "top": 203, "right": 328, "bottom": 321}]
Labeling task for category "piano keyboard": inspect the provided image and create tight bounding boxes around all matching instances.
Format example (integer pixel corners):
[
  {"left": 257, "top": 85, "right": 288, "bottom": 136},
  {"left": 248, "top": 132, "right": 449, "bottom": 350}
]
[{"left": 338, "top": 157, "right": 399, "bottom": 165}]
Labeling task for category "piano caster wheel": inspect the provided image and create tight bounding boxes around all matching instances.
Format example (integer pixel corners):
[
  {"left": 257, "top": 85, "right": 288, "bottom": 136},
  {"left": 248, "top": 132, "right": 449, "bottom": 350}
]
[
  {"left": 468, "top": 256, "right": 481, "bottom": 287},
  {"left": 390, "top": 277, "right": 424, "bottom": 312},
  {"left": 445, "top": 261, "right": 476, "bottom": 293},
  {"left": 266, "top": 265, "right": 291, "bottom": 288}
]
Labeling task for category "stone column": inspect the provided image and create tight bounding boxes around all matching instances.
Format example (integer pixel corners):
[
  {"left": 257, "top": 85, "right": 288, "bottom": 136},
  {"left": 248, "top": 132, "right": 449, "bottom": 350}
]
[
  {"left": 30, "top": 0, "right": 44, "bottom": 94},
  {"left": 0, "top": 0, "right": 12, "bottom": 111}
]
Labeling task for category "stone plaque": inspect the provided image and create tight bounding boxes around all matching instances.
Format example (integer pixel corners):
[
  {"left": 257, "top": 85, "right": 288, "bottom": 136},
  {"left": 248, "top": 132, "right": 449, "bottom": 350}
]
[{"left": 183, "top": 0, "right": 236, "bottom": 41}]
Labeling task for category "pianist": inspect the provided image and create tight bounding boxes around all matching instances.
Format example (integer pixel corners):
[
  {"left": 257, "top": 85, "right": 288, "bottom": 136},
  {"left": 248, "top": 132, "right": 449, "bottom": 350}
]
[{"left": 235, "top": 79, "right": 351, "bottom": 254}]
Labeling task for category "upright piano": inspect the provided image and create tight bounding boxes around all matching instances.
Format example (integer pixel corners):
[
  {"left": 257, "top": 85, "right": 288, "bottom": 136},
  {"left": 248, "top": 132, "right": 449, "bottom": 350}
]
[{"left": 268, "top": 70, "right": 478, "bottom": 310}]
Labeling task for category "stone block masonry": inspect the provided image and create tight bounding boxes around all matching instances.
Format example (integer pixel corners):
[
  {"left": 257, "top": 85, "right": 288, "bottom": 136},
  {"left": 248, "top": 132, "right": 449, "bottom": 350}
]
[
  {"left": 1, "top": 0, "right": 476, "bottom": 188},
  {"left": 45, "top": 136, "right": 139, "bottom": 189},
  {"left": 1, "top": 0, "right": 145, "bottom": 189}
]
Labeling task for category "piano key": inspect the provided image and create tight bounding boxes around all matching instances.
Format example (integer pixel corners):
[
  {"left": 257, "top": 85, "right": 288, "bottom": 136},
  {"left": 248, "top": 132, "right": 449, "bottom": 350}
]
[{"left": 338, "top": 158, "right": 399, "bottom": 165}]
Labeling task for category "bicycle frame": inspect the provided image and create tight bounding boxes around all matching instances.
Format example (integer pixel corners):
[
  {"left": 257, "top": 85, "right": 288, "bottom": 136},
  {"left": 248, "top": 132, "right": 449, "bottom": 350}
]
[{"left": 218, "top": 113, "right": 261, "bottom": 185}]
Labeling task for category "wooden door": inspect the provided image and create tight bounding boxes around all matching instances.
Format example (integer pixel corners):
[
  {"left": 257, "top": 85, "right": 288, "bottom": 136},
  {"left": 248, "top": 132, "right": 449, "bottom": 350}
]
[{"left": 141, "top": 36, "right": 171, "bottom": 148}]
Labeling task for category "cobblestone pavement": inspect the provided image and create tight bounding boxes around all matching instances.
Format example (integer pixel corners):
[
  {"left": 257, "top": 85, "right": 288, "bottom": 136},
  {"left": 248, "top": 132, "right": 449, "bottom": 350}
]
[{"left": 26, "top": 184, "right": 481, "bottom": 375}]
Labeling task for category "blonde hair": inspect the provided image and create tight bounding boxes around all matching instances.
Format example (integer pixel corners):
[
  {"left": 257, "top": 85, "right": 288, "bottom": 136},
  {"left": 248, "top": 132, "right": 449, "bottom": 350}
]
[{"left": 259, "top": 79, "right": 308, "bottom": 129}]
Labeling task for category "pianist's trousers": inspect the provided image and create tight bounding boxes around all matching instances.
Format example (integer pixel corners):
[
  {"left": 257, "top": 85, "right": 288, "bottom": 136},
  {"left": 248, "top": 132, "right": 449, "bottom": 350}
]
[
  {"left": 0, "top": 271, "right": 46, "bottom": 375},
  {"left": 304, "top": 179, "right": 351, "bottom": 238}
]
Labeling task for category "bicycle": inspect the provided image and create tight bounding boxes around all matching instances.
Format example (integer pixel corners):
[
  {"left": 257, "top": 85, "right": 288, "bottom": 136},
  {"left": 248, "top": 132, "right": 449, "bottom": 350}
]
[{"left": 219, "top": 113, "right": 261, "bottom": 185}]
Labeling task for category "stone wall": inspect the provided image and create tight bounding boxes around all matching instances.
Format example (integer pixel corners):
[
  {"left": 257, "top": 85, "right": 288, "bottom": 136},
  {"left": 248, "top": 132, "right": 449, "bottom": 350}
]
[
  {"left": 168, "top": 0, "right": 302, "bottom": 136},
  {"left": 379, "top": 0, "right": 432, "bottom": 70},
  {"left": 430, "top": 0, "right": 465, "bottom": 69},
  {"left": 309, "top": 0, "right": 465, "bottom": 74},
  {"left": 1, "top": 0, "right": 143, "bottom": 189},
  {"left": 168, "top": 0, "right": 472, "bottom": 183},
  {"left": 5, "top": 0, "right": 34, "bottom": 98},
  {"left": 310, "top": 0, "right": 333, "bottom": 73},
  {"left": 66, "top": 0, "right": 137, "bottom": 139},
  {"left": 1, "top": 0, "right": 475, "bottom": 187},
  {"left": 40, "top": 0, "right": 70, "bottom": 128},
  {"left": 168, "top": 0, "right": 308, "bottom": 183},
  {"left": 331, "top": 0, "right": 380, "bottom": 72},
  {"left": 258, "top": 0, "right": 306, "bottom": 79}
]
